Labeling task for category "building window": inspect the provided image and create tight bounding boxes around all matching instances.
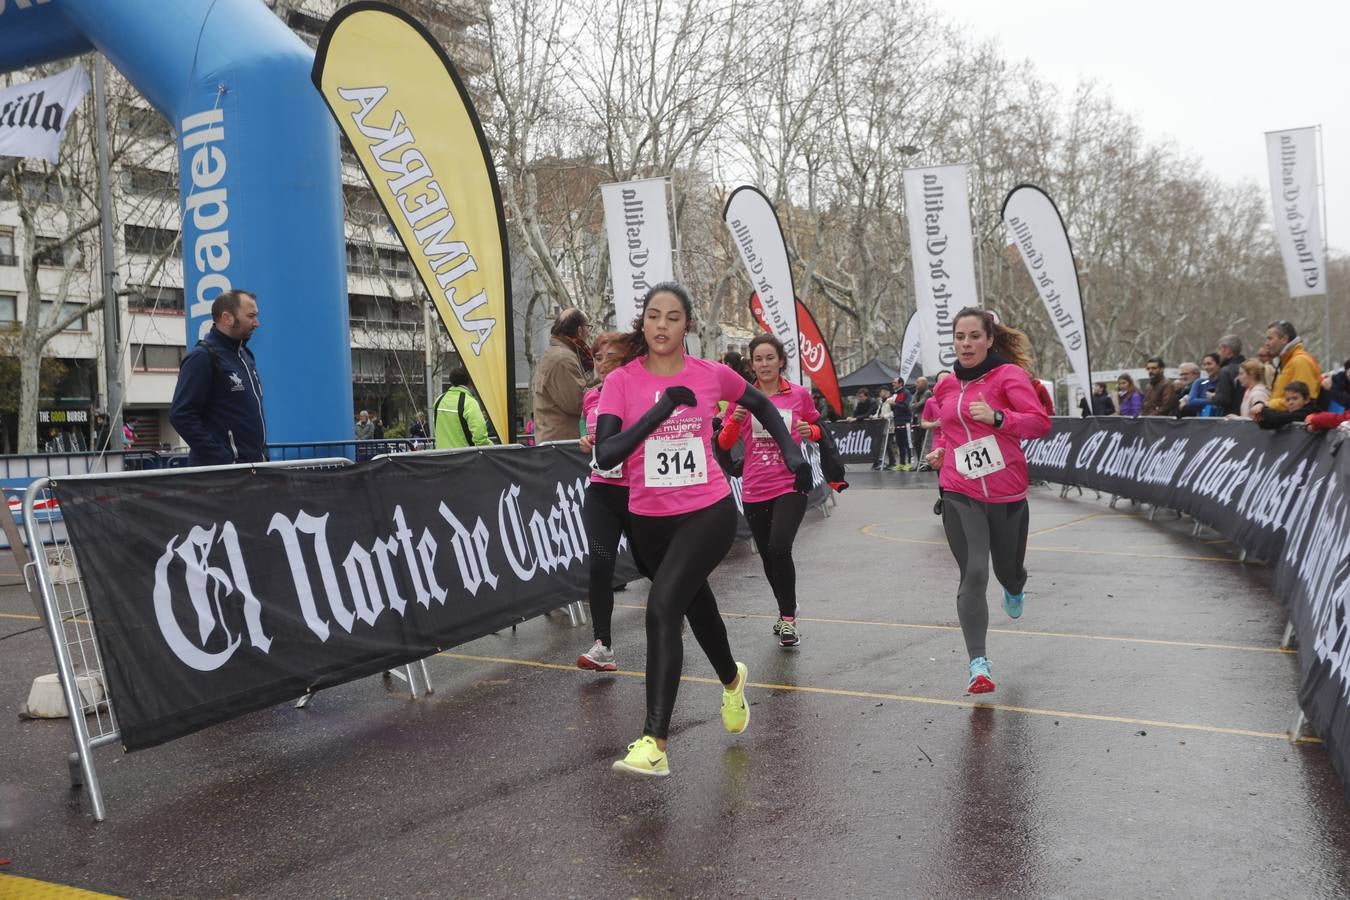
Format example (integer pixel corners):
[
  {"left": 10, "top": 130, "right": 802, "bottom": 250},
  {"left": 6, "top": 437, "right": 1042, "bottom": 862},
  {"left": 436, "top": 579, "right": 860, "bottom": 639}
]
[
  {"left": 127, "top": 285, "right": 186, "bottom": 314},
  {"left": 132, "top": 343, "right": 186, "bottom": 372},
  {"left": 0, "top": 293, "right": 16, "bottom": 328},
  {"left": 287, "top": 10, "right": 328, "bottom": 39},
  {"left": 121, "top": 166, "right": 177, "bottom": 197},
  {"left": 0, "top": 171, "right": 64, "bottom": 204},
  {"left": 343, "top": 183, "right": 390, "bottom": 226},
  {"left": 0, "top": 229, "right": 15, "bottom": 266},
  {"left": 124, "top": 225, "right": 181, "bottom": 257},
  {"left": 351, "top": 348, "right": 387, "bottom": 383},
  {"left": 118, "top": 106, "right": 173, "bottom": 141},
  {"left": 346, "top": 243, "right": 413, "bottom": 279},
  {"left": 349, "top": 293, "right": 420, "bottom": 331},
  {"left": 339, "top": 134, "right": 359, "bottom": 165},
  {"left": 34, "top": 236, "right": 75, "bottom": 268},
  {"left": 40, "top": 300, "right": 88, "bottom": 332}
]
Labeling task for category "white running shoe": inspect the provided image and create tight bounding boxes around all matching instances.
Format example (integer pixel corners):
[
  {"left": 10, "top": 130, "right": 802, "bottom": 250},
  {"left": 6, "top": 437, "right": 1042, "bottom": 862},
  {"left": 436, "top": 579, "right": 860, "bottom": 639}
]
[{"left": 577, "top": 640, "right": 617, "bottom": 672}]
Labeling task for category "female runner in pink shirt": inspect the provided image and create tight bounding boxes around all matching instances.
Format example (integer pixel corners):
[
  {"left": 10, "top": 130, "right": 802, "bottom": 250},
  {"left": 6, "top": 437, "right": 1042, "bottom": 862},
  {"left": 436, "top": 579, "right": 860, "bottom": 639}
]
[
  {"left": 716, "top": 333, "right": 820, "bottom": 647},
  {"left": 595, "top": 284, "right": 811, "bottom": 777},
  {"left": 576, "top": 331, "right": 641, "bottom": 672},
  {"left": 925, "top": 309, "right": 1051, "bottom": 694}
]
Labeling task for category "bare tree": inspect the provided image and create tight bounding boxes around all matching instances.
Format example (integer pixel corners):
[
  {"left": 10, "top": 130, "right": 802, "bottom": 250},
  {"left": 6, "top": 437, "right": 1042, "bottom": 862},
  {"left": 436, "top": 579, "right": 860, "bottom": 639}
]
[{"left": 2, "top": 63, "right": 179, "bottom": 452}]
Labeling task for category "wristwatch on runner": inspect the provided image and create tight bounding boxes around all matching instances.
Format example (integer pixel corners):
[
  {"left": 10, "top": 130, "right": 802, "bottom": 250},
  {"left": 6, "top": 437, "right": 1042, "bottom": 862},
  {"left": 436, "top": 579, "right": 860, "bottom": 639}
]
[{"left": 993, "top": 411, "right": 1005, "bottom": 429}]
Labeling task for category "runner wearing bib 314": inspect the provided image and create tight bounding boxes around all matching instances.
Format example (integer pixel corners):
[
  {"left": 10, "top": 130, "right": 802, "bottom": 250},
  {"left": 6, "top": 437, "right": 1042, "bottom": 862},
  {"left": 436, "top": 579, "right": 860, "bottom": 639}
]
[
  {"left": 594, "top": 283, "right": 812, "bottom": 778},
  {"left": 926, "top": 307, "right": 1051, "bottom": 695}
]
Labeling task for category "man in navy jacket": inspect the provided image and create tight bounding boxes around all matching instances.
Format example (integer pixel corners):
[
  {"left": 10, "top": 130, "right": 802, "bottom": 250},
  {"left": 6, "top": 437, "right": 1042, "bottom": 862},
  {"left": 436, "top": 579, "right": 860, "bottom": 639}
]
[{"left": 170, "top": 289, "right": 268, "bottom": 466}]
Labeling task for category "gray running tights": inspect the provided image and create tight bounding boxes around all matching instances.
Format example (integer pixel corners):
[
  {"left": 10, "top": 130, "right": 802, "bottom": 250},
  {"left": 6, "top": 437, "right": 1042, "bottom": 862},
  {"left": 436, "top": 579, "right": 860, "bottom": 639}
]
[{"left": 941, "top": 492, "right": 1030, "bottom": 660}]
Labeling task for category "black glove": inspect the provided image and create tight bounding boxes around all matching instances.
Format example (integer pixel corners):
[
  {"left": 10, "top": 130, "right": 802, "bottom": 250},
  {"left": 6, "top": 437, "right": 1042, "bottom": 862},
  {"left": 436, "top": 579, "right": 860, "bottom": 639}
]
[
  {"left": 662, "top": 385, "right": 697, "bottom": 410},
  {"left": 793, "top": 461, "right": 813, "bottom": 493}
]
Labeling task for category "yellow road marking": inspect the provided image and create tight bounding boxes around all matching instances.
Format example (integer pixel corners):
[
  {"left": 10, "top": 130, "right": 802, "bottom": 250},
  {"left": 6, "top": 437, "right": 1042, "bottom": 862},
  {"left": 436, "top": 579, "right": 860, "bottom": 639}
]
[
  {"left": 0, "top": 611, "right": 92, "bottom": 627},
  {"left": 612, "top": 603, "right": 1293, "bottom": 655},
  {"left": 0, "top": 873, "right": 122, "bottom": 898},
  {"left": 435, "top": 651, "right": 1320, "bottom": 744},
  {"left": 860, "top": 522, "right": 1259, "bottom": 564},
  {"left": 1028, "top": 513, "right": 1108, "bottom": 538}
]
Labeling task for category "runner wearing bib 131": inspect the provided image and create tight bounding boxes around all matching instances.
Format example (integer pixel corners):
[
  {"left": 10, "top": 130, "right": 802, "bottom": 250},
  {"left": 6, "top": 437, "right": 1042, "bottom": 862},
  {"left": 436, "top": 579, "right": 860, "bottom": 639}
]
[
  {"left": 594, "top": 283, "right": 811, "bottom": 778},
  {"left": 926, "top": 307, "right": 1051, "bottom": 695}
]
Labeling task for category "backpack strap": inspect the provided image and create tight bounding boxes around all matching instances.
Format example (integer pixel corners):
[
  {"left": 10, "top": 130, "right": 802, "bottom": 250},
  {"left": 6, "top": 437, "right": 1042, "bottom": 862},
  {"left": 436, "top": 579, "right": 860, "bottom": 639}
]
[
  {"left": 195, "top": 340, "right": 222, "bottom": 378},
  {"left": 456, "top": 390, "right": 472, "bottom": 443}
]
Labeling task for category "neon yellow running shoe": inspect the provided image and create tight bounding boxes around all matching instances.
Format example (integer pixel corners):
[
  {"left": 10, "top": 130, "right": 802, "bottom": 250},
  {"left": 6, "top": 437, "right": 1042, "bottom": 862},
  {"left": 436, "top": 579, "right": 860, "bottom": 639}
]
[
  {"left": 611, "top": 735, "right": 669, "bottom": 777},
  {"left": 721, "top": 661, "right": 749, "bottom": 734}
]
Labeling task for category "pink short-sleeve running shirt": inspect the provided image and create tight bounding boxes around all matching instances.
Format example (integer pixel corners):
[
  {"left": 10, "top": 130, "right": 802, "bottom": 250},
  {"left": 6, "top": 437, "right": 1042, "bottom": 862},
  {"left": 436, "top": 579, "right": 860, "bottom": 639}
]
[
  {"left": 922, "top": 395, "right": 944, "bottom": 450},
  {"left": 726, "top": 380, "right": 819, "bottom": 503},
  {"left": 583, "top": 387, "right": 626, "bottom": 486},
  {"left": 597, "top": 356, "right": 748, "bottom": 516}
]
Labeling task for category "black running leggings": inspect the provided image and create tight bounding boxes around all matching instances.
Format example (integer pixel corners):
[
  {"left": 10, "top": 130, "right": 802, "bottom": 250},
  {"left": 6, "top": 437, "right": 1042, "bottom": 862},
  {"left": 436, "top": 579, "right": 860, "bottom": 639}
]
[
  {"left": 742, "top": 490, "right": 807, "bottom": 617},
  {"left": 583, "top": 481, "right": 634, "bottom": 647},
  {"left": 630, "top": 496, "right": 739, "bottom": 740}
]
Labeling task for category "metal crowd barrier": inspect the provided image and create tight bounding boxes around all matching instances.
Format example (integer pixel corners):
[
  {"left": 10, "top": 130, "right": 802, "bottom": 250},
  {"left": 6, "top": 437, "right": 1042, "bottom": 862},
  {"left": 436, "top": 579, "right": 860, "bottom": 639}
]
[
  {"left": 268, "top": 438, "right": 430, "bottom": 463},
  {"left": 18, "top": 456, "right": 443, "bottom": 822}
]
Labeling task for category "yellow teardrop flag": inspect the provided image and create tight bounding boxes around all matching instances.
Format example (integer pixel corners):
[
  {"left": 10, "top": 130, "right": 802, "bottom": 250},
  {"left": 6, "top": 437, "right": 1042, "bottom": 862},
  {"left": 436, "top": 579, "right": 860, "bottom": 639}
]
[{"left": 313, "top": 2, "right": 514, "bottom": 441}]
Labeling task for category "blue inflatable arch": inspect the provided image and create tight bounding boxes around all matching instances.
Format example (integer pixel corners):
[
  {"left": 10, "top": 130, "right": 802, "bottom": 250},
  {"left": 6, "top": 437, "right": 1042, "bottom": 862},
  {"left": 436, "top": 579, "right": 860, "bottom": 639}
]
[{"left": 0, "top": 0, "right": 352, "bottom": 444}]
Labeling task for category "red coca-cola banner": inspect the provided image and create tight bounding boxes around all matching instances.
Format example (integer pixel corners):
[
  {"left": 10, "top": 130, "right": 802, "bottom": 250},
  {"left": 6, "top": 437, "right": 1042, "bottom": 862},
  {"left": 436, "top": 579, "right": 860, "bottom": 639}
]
[{"left": 749, "top": 292, "right": 842, "bottom": 415}]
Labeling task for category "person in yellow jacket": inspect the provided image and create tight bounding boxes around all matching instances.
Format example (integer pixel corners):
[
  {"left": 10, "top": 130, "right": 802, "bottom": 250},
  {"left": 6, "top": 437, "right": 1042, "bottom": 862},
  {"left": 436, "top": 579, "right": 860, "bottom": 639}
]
[
  {"left": 434, "top": 367, "right": 492, "bottom": 449},
  {"left": 1257, "top": 320, "right": 1322, "bottom": 413}
]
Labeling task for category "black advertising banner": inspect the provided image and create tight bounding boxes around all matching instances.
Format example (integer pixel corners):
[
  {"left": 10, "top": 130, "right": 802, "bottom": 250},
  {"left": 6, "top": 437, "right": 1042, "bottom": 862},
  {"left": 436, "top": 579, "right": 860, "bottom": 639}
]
[
  {"left": 1277, "top": 430, "right": 1350, "bottom": 802},
  {"left": 1025, "top": 417, "right": 1350, "bottom": 800},
  {"left": 824, "top": 420, "right": 887, "bottom": 466},
  {"left": 1023, "top": 417, "right": 1321, "bottom": 560},
  {"left": 52, "top": 445, "right": 638, "bottom": 751}
]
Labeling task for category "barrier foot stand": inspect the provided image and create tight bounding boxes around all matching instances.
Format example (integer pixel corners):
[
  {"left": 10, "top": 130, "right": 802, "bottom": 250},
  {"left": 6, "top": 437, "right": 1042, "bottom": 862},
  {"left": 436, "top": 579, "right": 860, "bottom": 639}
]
[
  {"left": 418, "top": 658, "right": 434, "bottom": 695},
  {"left": 1192, "top": 520, "right": 1204, "bottom": 537},
  {"left": 294, "top": 692, "right": 314, "bottom": 710},
  {"left": 397, "top": 664, "right": 418, "bottom": 699},
  {"left": 1148, "top": 505, "right": 1158, "bottom": 521},
  {"left": 1109, "top": 494, "right": 1120, "bottom": 509},
  {"left": 1289, "top": 708, "right": 1312, "bottom": 743},
  {"left": 1281, "top": 620, "right": 1297, "bottom": 650},
  {"left": 1239, "top": 548, "right": 1248, "bottom": 563},
  {"left": 566, "top": 601, "right": 588, "bottom": 628}
]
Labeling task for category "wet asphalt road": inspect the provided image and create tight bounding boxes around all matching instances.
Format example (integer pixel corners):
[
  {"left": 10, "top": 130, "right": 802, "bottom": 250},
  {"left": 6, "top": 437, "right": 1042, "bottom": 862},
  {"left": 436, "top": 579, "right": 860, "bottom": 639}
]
[{"left": 1, "top": 478, "right": 1348, "bottom": 898}]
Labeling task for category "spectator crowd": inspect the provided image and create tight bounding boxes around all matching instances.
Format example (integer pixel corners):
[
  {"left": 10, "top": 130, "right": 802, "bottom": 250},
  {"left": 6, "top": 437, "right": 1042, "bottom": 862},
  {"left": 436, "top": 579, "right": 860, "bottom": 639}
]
[{"left": 1072, "top": 320, "right": 1349, "bottom": 434}]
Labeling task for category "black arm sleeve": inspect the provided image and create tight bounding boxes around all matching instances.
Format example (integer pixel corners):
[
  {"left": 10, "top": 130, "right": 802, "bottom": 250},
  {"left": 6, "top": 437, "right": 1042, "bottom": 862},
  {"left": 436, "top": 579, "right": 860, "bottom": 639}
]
[
  {"left": 592, "top": 398, "right": 676, "bottom": 471},
  {"left": 735, "top": 384, "right": 806, "bottom": 473}
]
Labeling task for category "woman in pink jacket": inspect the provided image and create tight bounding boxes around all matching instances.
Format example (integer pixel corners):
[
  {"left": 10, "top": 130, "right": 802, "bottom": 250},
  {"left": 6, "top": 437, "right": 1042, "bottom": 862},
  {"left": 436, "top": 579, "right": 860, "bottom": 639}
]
[{"left": 925, "top": 308, "right": 1051, "bottom": 694}]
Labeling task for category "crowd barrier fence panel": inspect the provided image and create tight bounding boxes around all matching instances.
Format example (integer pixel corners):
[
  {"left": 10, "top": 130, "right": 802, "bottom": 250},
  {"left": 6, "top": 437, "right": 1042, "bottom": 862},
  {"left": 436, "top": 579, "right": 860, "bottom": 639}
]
[{"left": 24, "top": 457, "right": 354, "bottom": 822}]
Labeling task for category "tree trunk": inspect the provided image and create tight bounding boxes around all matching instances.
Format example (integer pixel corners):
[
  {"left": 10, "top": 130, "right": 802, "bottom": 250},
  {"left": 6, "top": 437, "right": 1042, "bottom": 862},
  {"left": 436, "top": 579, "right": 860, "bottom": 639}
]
[{"left": 17, "top": 344, "right": 42, "bottom": 454}]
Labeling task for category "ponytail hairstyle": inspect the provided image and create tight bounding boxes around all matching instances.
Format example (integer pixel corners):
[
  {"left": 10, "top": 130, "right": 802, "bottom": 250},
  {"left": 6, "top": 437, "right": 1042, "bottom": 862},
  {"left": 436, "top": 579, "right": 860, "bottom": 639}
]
[
  {"left": 621, "top": 281, "right": 695, "bottom": 363},
  {"left": 953, "top": 306, "right": 1033, "bottom": 372}
]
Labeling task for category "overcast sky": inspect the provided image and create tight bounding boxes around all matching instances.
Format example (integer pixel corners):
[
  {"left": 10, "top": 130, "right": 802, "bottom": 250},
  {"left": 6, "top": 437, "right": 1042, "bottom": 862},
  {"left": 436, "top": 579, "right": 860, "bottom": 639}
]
[{"left": 945, "top": 0, "right": 1350, "bottom": 253}]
